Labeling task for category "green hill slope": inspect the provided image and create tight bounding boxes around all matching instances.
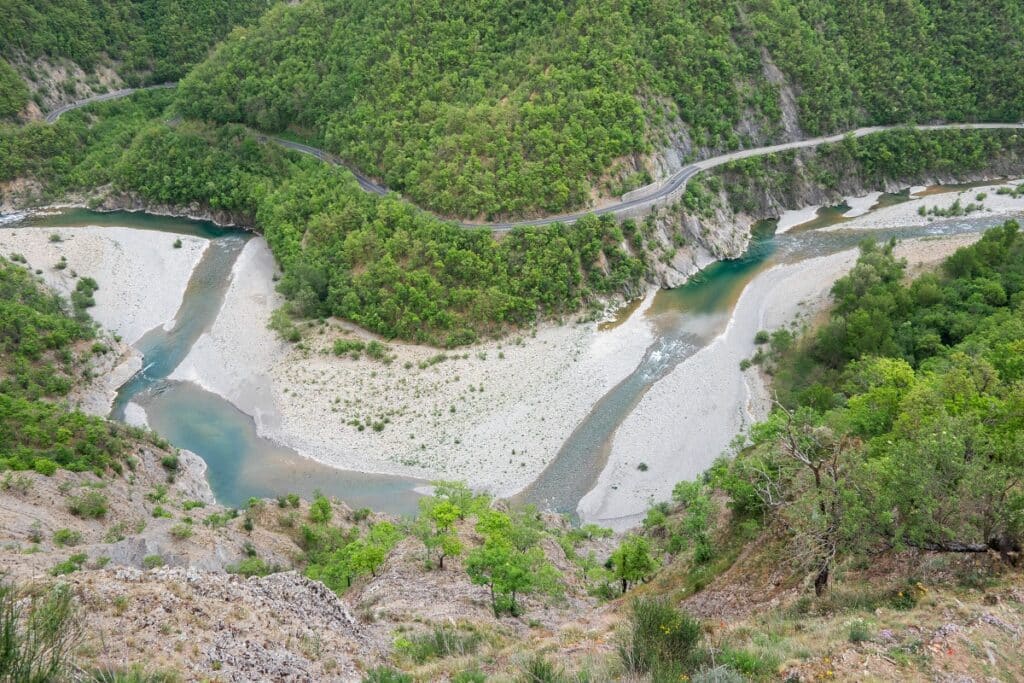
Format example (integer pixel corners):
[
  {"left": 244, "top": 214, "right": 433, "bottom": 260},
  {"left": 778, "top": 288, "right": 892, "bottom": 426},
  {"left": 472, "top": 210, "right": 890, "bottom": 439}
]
[
  {"left": 0, "top": 0, "right": 271, "bottom": 117},
  {"left": 177, "top": 0, "right": 1024, "bottom": 219}
]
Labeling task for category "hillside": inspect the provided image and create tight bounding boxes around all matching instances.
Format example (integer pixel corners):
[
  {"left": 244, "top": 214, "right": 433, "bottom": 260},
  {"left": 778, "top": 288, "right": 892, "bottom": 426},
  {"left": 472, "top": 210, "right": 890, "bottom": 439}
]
[
  {"left": 177, "top": 0, "right": 1024, "bottom": 219},
  {"left": 0, "top": 225, "right": 1021, "bottom": 682},
  {"left": 0, "top": 0, "right": 270, "bottom": 119}
]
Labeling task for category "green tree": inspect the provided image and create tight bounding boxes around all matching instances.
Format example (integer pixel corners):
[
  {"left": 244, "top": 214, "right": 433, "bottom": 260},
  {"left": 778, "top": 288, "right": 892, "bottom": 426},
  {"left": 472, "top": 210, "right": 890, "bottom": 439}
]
[
  {"left": 610, "top": 535, "right": 658, "bottom": 594},
  {"left": 464, "top": 511, "right": 561, "bottom": 616},
  {"left": 412, "top": 498, "right": 463, "bottom": 569},
  {"left": 308, "top": 493, "right": 332, "bottom": 524}
]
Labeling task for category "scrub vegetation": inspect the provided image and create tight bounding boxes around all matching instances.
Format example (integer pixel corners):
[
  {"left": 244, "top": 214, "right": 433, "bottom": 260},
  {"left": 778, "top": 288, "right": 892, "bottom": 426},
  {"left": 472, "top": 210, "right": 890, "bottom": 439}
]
[{"left": 0, "top": 256, "right": 157, "bottom": 475}]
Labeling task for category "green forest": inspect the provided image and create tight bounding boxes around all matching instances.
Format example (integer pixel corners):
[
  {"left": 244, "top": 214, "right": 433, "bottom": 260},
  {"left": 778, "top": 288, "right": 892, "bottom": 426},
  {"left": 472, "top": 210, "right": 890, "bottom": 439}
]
[
  {"left": 0, "top": 257, "right": 141, "bottom": 475},
  {"left": 0, "top": 92, "right": 645, "bottom": 345},
  {"left": 0, "top": 0, "right": 270, "bottom": 118},
  {"left": 5, "top": 90, "right": 1024, "bottom": 345},
  {"left": 713, "top": 222, "right": 1024, "bottom": 593},
  {"left": 177, "top": 0, "right": 1024, "bottom": 218}
]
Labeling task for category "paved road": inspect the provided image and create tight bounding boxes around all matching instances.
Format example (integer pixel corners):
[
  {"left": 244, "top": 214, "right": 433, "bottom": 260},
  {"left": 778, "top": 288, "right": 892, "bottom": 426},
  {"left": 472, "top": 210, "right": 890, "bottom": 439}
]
[
  {"left": 46, "top": 85, "right": 1024, "bottom": 231},
  {"left": 43, "top": 83, "right": 177, "bottom": 124}
]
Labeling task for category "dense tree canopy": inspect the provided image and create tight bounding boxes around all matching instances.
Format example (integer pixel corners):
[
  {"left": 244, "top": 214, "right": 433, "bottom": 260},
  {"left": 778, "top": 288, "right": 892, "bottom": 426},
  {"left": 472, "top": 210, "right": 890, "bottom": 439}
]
[
  {"left": 0, "top": 258, "right": 138, "bottom": 475},
  {"left": 177, "top": 0, "right": 1024, "bottom": 218},
  {"left": 718, "top": 223, "right": 1024, "bottom": 592},
  {"left": 0, "top": 0, "right": 271, "bottom": 84}
]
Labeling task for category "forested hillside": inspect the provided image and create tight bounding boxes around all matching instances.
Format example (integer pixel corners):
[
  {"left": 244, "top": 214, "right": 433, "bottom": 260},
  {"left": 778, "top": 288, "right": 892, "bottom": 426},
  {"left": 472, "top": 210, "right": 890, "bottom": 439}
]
[
  {"left": 177, "top": 0, "right": 1024, "bottom": 218},
  {"left": 0, "top": 0, "right": 271, "bottom": 117},
  {"left": 0, "top": 256, "right": 147, "bottom": 474},
  {"left": 715, "top": 223, "right": 1024, "bottom": 595}
]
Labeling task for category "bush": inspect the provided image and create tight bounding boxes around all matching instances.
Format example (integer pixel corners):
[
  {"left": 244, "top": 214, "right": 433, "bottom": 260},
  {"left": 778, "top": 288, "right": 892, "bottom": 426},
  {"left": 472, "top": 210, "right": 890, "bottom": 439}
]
[
  {"left": 52, "top": 528, "right": 82, "bottom": 547},
  {"left": 169, "top": 523, "right": 193, "bottom": 540},
  {"left": 51, "top": 553, "right": 88, "bottom": 576},
  {"left": 0, "top": 581, "right": 80, "bottom": 681},
  {"left": 172, "top": 238, "right": 182, "bottom": 248},
  {"left": 517, "top": 655, "right": 568, "bottom": 683},
  {"left": 396, "top": 626, "right": 482, "bottom": 664},
  {"left": 309, "top": 493, "right": 332, "bottom": 524},
  {"left": 754, "top": 330, "right": 770, "bottom": 344},
  {"left": 619, "top": 598, "right": 701, "bottom": 676},
  {"left": 160, "top": 455, "right": 179, "bottom": 472},
  {"left": 142, "top": 555, "right": 165, "bottom": 569},
  {"left": 848, "top": 618, "right": 871, "bottom": 643},
  {"left": 361, "top": 667, "right": 412, "bottom": 683},
  {"left": 68, "top": 491, "right": 108, "bottom": 519},
  {"left": 227, "top": 557, "right": 274, "bottom": 578},
  {"left": 32, "top": 459, "right": 58, "bottom": 476}
]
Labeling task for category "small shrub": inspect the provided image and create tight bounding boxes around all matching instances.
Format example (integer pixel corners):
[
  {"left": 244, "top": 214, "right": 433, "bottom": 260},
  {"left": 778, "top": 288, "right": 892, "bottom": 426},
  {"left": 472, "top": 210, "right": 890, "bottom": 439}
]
[
  {"left": 619, "top": 598, "right": 701, "bottom": 676},
  {"left": 848, "top": 618, "right": 871, "bottom": 643},
  {"left": 518, "top": 655, "right": 568, "bottom": 683},
  {"left": 32, "top": 459, "right": 58, "bottom": 476},
  {"left": 362, "top": 667, "right": 412, "bottom": 683},
  {"left": 637, "top": 462, "right": 648, "bottom": 472},
  {"left": 142, "top": 555, "right": 165, "bottom": 569},
  {"left": 452, "top": 670, "right": 487, "bottom": 683},
  {"left": 396, "top": 626, "right": 482, "bottom": 664},
  {"left": 172, "top": 238, "right": 182, "bottom": 248},
  {"left": 51, "top": 553, "right": 88, "bottom": 576},
  {"left": 52, "top": 528, "right": 82, "bottom": 547},
  {"left": 182, "top": 500, "right": 206, "bottom": 511},
  {"left": 68, "top": 491, "right": 108, "bottom": 519},
  {"left": 160, "top": 455, "right": 179, "bottom": 472},
  {"left": 718, "top": 648, "right": 779, "bottom": 677},
  {"left": 169, "top": 523, "right": 193, "bottom": 541},
  {"left": 151, "top": 506, "right": 172, "bottom": 519},
  {"left": 753, "top": 330, "right": 770, "bottom": 344},
  {"left": 309, "top": 494, "right": 332, "bottom": 524},
  {"left": 49, "top": 233, "right": 62, "bottom": 242},
  {"left": 228, "top": 557, "right": 274, "bottom": 578},
  {"left": 0, "top": 581, "right": 79, "bottom": 679}
]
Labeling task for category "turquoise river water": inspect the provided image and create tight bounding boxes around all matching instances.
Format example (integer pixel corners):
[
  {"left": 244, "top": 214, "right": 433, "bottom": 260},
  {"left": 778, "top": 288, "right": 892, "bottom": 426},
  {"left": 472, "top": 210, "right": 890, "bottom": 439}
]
[{"left": 5, "top": 189, "right": 1017, "bottom": 519}]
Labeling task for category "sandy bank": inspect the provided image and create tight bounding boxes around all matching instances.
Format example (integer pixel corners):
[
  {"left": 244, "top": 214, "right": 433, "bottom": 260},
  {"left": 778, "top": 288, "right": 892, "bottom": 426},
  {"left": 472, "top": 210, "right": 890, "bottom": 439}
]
[
  {"left": 842, "top": 191, "right": 883, "bottom": 218},
  {"left": 834, "top": 179, "right": 1024, "bottom": 231},
  {"left": 775, "top": 205, "right": 820, "bottom": 234},
  {"left": 170, "top": 237, "right": 657, "bottom": 495},
  {"left": 579, "top": 233, "right": 982, "bottom": 530},
  {"left": 0, "top": 225, "right": 208, "bottom": 344}
]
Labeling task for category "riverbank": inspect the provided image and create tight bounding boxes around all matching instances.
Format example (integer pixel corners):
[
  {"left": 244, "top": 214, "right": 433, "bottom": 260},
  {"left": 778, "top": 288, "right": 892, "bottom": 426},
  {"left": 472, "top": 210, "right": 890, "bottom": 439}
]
[
  {"left": 833, "top": 179, "right": 1024, "bottom": 231},
  {"left": 578, "top": 232, "right": 982, "bottom": 530},
  {"left": 169, "top": 237, "right": 657, "bottom": 495},
  {"left": 0, "top": 225, "right": 208, "bottom": 344}
]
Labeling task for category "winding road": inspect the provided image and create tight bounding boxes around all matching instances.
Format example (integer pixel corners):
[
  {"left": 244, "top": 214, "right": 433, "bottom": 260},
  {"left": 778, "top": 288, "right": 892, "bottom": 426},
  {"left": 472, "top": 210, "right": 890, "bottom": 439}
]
[{"left": 46, "top": 85, "right": 1024, "bottom": 232}]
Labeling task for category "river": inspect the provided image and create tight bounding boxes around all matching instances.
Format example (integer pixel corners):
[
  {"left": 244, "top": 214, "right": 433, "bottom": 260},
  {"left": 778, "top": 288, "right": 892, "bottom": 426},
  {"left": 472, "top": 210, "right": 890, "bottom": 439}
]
[{"left": 3, "top": 189, "right": 1016, "bottom": 521}]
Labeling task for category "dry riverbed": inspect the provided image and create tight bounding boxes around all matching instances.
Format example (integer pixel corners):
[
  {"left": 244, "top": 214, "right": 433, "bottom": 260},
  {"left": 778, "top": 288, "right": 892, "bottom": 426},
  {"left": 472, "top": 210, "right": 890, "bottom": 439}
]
[
  {"left": 170, "top": 238, "right": 657, "bottom": 496},
  {"left": 579, "top": 232, "right": 983, "bottom": 530},
  {"left": 0, "top": 225, "right": 207, "bottom": 344},
  {"left": 834, "top": 178, "right": 1024, "bottom": 231}
]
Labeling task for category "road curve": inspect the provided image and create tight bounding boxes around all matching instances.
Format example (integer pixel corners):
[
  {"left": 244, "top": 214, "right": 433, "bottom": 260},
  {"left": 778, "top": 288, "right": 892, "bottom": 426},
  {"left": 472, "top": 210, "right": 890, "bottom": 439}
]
[
  {"left": 45, "top": 84, "right": 1024, "bottom": 232},
  {"left": 43, "top": 83, "right": 177, "bottom": 124}
]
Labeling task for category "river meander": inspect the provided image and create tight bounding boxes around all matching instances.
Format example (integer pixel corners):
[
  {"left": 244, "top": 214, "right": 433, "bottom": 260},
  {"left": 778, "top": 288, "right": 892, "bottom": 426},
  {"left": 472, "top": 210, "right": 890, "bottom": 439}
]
[{"left": 4, "top": 191, "right": 1018, "bottom": 520}]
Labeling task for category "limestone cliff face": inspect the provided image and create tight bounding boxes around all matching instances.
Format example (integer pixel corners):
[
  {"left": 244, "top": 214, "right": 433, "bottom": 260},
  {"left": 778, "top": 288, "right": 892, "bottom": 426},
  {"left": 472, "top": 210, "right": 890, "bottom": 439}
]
[{"left": 637, "top": 145, "right": 1024, "bottom": 289}]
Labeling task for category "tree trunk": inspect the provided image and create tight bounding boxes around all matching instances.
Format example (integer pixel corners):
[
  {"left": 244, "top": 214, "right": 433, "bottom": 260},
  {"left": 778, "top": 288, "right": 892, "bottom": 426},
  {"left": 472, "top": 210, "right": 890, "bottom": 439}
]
[
  {"left": 621, "top": 578, "right": 628, "bottom": 594},
  {"left": 814, "top": 563, "right": 829, "bottom": 596}
]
